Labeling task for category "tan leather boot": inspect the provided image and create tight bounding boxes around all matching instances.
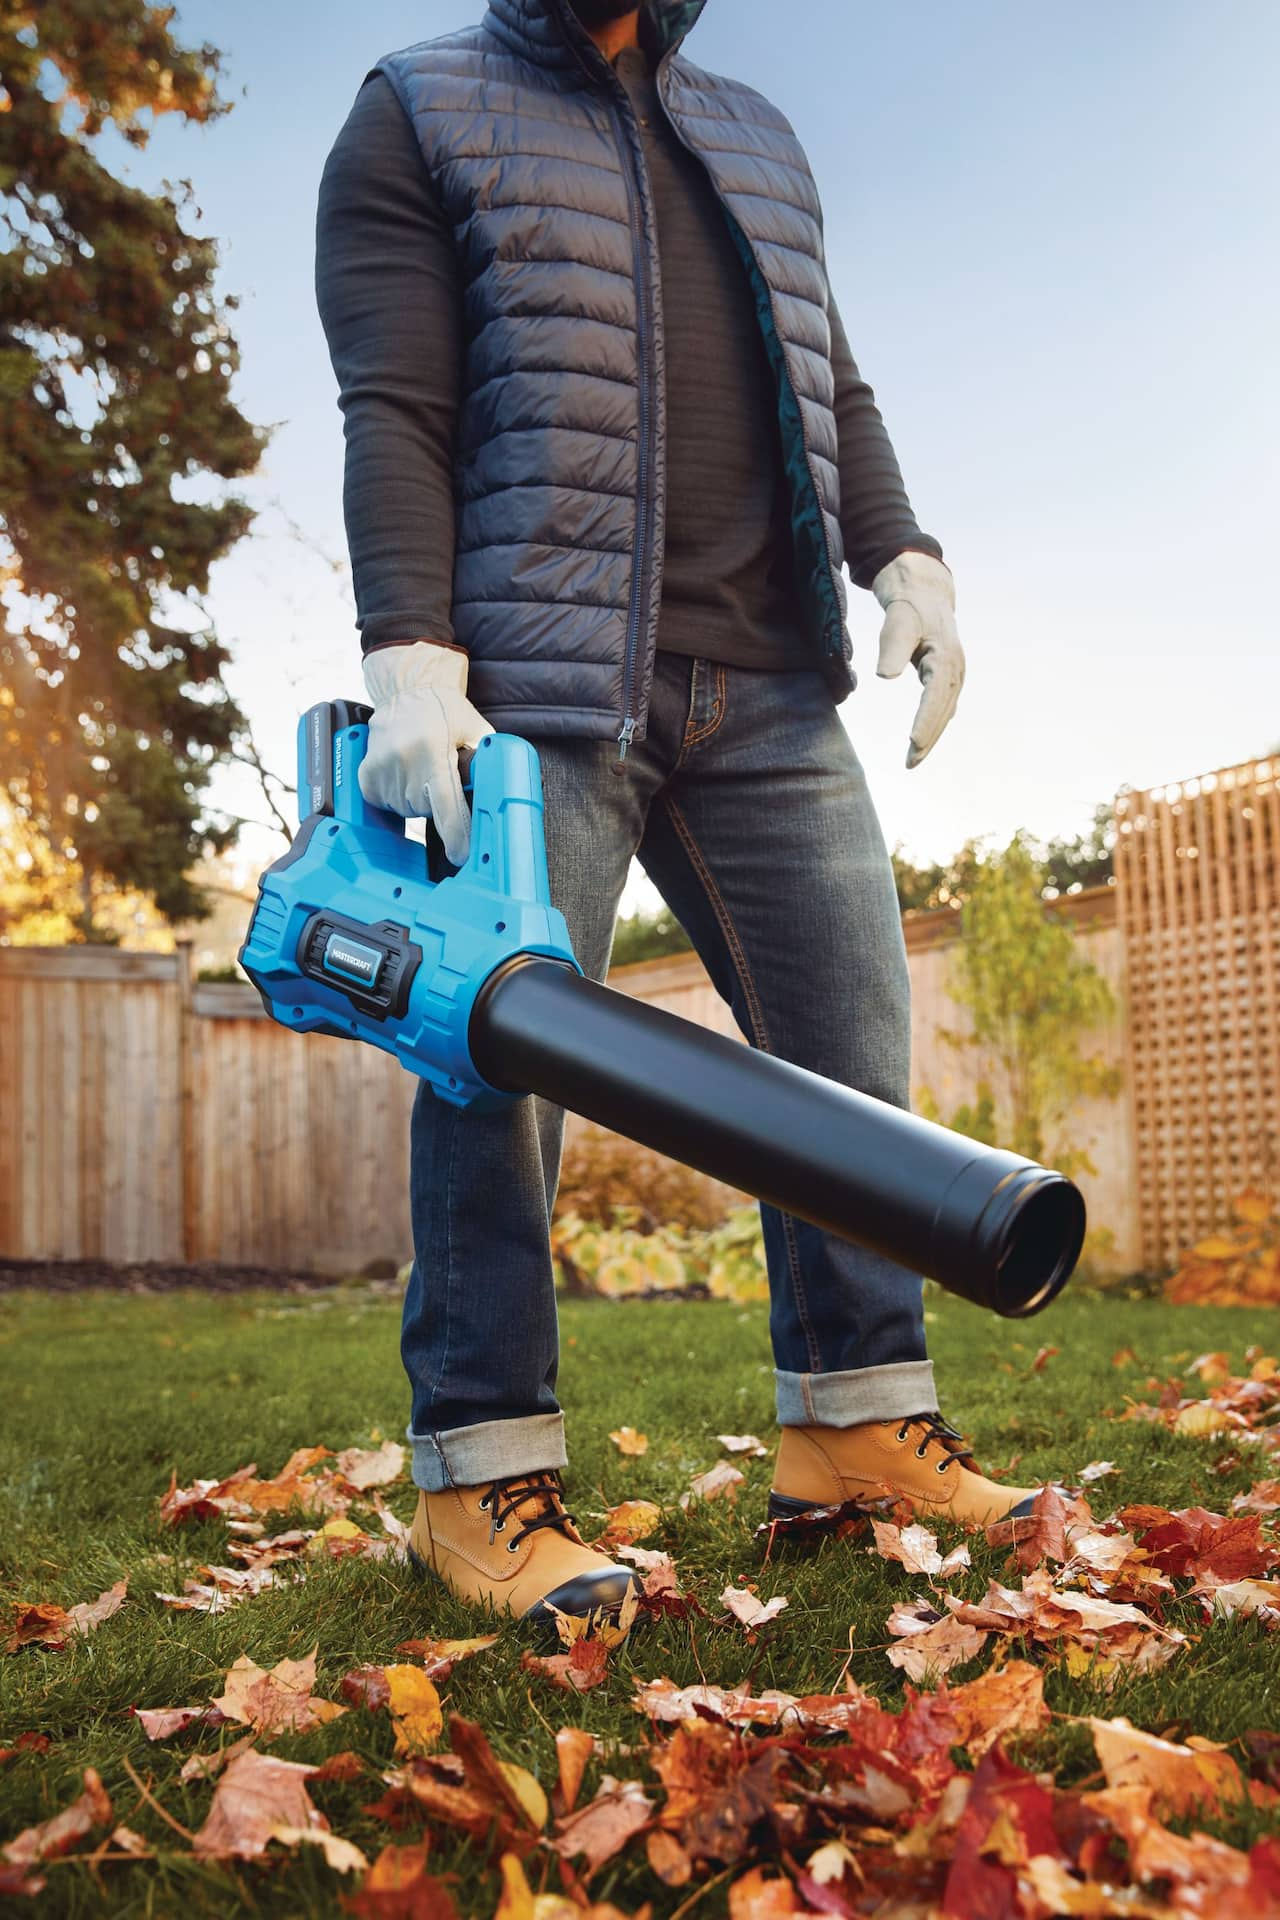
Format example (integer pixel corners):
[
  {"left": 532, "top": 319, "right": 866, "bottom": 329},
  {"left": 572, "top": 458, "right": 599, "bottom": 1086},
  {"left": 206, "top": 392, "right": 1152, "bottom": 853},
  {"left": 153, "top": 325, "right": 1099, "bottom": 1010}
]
[
  {"left": 769, "top": 1411, "right": 1042, "bottom": 1530},
  {"left": 407, "top": 1469, "right": 640, "bottom": 1629}
]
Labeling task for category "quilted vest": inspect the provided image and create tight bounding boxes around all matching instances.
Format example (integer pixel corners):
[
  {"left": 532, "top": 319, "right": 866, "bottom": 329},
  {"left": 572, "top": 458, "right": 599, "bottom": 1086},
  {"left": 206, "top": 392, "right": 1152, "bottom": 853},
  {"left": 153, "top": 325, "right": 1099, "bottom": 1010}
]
[{"left": 373, "top": 0, "right": 854, "bottom": 751}]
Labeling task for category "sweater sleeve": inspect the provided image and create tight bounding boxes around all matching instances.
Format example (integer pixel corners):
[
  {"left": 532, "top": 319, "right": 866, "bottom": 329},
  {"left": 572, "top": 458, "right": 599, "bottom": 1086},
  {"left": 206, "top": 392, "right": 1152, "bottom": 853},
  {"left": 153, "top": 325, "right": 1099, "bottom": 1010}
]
[
  {"left": 314, "top": 71, "right": 463, "bottom": 654},
  {"left": 828, "top": 293, "right": 946, "bottom": 592}
]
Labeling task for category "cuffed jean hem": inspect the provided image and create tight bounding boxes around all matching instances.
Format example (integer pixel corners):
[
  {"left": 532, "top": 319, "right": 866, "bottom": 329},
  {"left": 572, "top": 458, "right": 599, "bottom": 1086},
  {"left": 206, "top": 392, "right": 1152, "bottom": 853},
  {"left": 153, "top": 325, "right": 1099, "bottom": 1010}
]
[
  {"left": 408, "top": 1412, "right": 568, "bottom": 1492},
  {"left": 775, "top": 1359, "right": 938, "bottom": 1428}
]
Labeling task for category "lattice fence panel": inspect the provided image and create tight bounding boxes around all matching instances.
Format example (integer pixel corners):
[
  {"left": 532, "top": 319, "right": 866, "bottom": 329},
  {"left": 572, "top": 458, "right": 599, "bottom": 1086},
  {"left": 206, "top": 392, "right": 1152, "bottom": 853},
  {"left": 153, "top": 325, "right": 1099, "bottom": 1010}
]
[{"left": 1115, "top": 756, "right": 1280, "bottom": 1273}]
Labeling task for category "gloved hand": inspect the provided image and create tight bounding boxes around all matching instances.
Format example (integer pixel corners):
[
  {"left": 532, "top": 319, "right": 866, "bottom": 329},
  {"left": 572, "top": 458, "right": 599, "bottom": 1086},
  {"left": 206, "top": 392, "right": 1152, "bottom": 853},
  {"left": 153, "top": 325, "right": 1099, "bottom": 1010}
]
[
  {"left": 871, "top": 551, "right": 965, "bottom": 770},
  {"left": 359, "top": 640, "right": 494, "bottom": 865}
]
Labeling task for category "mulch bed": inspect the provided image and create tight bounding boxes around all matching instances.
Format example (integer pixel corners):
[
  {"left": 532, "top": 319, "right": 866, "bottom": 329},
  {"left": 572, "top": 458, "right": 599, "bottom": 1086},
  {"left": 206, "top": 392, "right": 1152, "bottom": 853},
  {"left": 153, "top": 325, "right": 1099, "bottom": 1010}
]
[{"left": 0, "top": 1259, "right": 354, "bottom": 1294}]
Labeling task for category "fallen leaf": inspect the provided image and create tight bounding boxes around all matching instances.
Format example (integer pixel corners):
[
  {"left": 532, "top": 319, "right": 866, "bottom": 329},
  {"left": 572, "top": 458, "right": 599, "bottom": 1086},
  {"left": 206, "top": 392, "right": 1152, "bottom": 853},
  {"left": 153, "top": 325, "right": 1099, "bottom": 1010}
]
[
  {"left": 214, "top": 1648, "right": 347, "bottom": 1737},
  {"left": 1, "top": 1768, "right": 112, "bottom": 1867},
  {"left": 555, "top": 1727, "right": 595, "bottom": 1814},
  {"left": 608, "top": 1426, "right": 648, "bottom": 1457},
  {"left": 0, "top": 1732, "right": 51, "bottom": 1766},
  {"left": 872, "top": 1519, "right": 970, "bottom": 1578},
  {"left": 334, "top": 1441, "right": 406, "bottom": 1490},
  {"left": 1078, "top": 1459, "right": 1119, "bottom": 1483},
  {"left": 594, "top": 1499, "right": 662, "bottom": 1549},
  {"left": 132, "top": 1703, "right": 231, "bottom": 1741},
  {"left": 385, "top": 1666, "right": 444, "bottom": 1756},
  {"left": 193, "top": 1747, "right": 323, "bottom": 1859},
  {"left": 547, "top": 1582, "right": 638, "bottom": 1650},
  {"left": 179, "top": 1734, "right": 256, "bottom": 1784},
  {"left": 985, "top": 1485, "right": 1090, "bottom": 1572},
  {"left": 550, "top": 1774, "right": 653, "bottom": 1875},
  {"left": 1030, "top": 1344, "right": 1059, "bottom": 1372},
  {"left": 885, "top": 1606, "right": 987, "bottom": 1682},
  {"left": 679, "top": 1461, "right": 744, "bottom": 1508},
  {"left": 717, "top": 1434, "right": 768, "bottom": 1457},
  {"left": 393, "top": 1635, "right": 499, "bottom": 1681},
  {"left": 728, "top": 1866, "right": 804, "bottom": 1917},
  {"left": 1089, "top": 1715, "right": 1248, "bottom": 1818},
  {"left": 343, "top": 1663, "right": 393, "bottom": 1711},
  {"left": 721, "top": 1586, "right": 789, "bottom": 1630},
  {"left": 66, "top": 1579, "right": 127, "bottom": 1637},
  {"left": 941, "top": 1660, "right": 1050, "bottom": 1758},
  {"left": 646, "top": 1826, "right": 693, "bottom": 1886},
  {"left": 343, "top": 1840, "right": 459, "bottom": 1918},
  {"left": 108, "top": 1824, "right": 149, "bottom": 1857},
  {"left": 272, "top": 1825, "right": 369, "bottom": 1873},
  {"left": 521, "top": 1638, "right": 610, "bottom": 1693}
]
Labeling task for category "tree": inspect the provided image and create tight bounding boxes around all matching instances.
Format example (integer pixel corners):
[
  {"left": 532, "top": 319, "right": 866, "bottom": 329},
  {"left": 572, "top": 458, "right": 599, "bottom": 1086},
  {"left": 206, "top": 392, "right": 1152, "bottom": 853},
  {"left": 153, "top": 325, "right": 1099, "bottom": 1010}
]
[
  {"left": 610, "top": 902, "right": 694, "bottom": 968},
  {"left": 0, "top": 1, "right": 267, "bottom": 938},
  {"left": 892, "top": 804, "right": 1116, "bottom": 915},
  {"left": 917, "top": 832, "right": 1122, "bottom": 1180}
]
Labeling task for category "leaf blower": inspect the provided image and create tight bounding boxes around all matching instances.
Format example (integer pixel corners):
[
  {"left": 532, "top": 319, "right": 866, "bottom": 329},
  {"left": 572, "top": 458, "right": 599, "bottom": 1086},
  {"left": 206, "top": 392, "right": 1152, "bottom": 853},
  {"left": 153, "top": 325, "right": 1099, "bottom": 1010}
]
[{"left": 239, "top": 700, "right": 1086, "bottom": 1317}]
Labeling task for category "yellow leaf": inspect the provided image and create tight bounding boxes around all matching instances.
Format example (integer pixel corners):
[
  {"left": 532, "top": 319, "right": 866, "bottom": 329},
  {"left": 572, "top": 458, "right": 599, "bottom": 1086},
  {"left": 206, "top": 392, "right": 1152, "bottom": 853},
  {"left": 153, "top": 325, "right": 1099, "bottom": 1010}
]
[
  {"left": 496, "top": 1760, "right": 548, "bottom": 1830},
  {"left": 1191, "top": 1236, "right": 1239, "bottom": 1261},
  {"left": 608, "top": 1426, "right": 648, "bottom": 1457},
  {"left": 1233, "top": 1189, "right": 1274, "bottom": 1225},
  {"left": 495, "top": 1853, "right": 535, "bottom": 1920},
  {"left": 384, "top": 1665, "right": 443, "bottom": 1755},
  {"left": 1173, "top": 1403, "right": 1233, "bottom": 1437}
]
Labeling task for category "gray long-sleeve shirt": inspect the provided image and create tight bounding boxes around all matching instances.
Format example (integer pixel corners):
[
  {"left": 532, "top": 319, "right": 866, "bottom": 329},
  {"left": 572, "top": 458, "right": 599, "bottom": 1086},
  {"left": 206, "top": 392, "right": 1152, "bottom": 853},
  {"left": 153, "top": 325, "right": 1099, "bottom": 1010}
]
[{"left": 315, "top": 54, "right": 944, "bottom": 670}]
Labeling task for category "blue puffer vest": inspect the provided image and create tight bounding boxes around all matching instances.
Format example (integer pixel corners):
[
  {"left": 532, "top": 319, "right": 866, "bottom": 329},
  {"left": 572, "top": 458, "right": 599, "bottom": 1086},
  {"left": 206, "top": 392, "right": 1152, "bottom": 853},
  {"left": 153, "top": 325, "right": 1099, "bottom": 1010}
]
[{"left": 373, "top": 0, "right": 854, "bottom": 753}]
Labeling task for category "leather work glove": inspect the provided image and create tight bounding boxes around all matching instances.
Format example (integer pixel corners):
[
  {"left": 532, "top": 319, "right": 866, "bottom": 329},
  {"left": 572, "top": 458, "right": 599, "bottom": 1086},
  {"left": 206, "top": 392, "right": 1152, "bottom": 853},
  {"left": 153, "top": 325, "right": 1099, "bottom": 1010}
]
[
  {"left": 871, "top": 550, "right": 965, "bottom": 770},
  {"left": 359, "top": 640, "right": 494, "bottom": 865}
]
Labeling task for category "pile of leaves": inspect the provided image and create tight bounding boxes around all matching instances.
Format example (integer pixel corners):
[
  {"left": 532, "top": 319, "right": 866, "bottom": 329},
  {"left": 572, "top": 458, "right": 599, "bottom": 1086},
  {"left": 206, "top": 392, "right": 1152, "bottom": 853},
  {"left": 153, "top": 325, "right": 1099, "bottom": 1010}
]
[{"left": 1165, "top": 1189, "right": 1280, "bottom": 1306}]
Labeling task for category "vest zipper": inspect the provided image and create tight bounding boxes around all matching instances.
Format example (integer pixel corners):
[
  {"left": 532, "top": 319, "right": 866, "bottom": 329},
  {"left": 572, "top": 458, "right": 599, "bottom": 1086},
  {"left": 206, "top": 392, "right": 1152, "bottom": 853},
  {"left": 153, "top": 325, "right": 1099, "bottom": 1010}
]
[{"left": 607, "top": 94, "right": 656, "bottom": 764}]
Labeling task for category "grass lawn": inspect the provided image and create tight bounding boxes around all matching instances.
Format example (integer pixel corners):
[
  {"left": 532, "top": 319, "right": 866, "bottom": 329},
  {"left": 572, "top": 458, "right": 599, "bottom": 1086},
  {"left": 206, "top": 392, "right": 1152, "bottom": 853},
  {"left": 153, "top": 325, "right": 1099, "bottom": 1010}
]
[{"left": 2, "top": 1282, "right": 1279, "bottom": 1915}]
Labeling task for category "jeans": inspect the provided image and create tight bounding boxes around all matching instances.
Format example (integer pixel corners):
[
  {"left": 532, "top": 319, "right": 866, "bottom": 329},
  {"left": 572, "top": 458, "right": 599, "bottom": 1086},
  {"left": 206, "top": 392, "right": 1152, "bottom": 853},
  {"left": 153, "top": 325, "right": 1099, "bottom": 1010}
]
[{"left": 402, "top": 651, "right": 938, "bottom": 1492}]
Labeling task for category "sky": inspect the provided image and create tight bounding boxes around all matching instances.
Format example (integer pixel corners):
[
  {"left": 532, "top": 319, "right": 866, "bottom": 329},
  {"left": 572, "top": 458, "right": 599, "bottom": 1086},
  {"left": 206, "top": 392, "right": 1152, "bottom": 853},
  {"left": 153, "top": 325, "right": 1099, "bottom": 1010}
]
[{"left": 92, "top": 0, "right": 1279, "bottom": 907}]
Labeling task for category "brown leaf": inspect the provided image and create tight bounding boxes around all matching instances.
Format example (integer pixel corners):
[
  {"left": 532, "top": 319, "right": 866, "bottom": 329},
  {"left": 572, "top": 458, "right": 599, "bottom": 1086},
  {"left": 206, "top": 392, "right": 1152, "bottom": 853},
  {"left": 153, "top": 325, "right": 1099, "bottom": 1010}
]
[
  {"left": 193, "top": 1747, "right": 322, "bottom": 1859},
  {"left": 1, "top": 1768, "right": 112, "bottom": 1867},
  {"left": 0, "top": 1732, "right": 51, "bottom": 1766},
  {"left": 66, "top": 1579, "right": 128, "bottom": 1637},
  {"left": 940, "top": 1660, "right": 1050, "bottom": 1758},
  {"left": 679, "top": 1461, "right": 744, "bottom": 1508},
  {"left": 717, "top": 1434, "right": 768, "bottom": 1457},
  {"left": 343, "top": 1663, "right": 393, "bottom": 1711},
  {"left": 1089, "top": 1716, "right": 1249, "bottom": 1817},
  {"left": 550, "top": 1775, "right": 653, "bottom": 1875},
  {"left": 521, "top": 1638, "right": 610, "bottom": 1694},
  {"left": 985, "top": 1485, "right": 1091, "bottom": 1571},
  {"left": 885, "top": 1603, "right": 988, "bottom": 1681},
  {"left": 608, "top": 1426, "right": 648, "bottom": 1457},
  {"left": 392, "top": 1635, "right": 499, "bottom": 1681},
  {"left": 646, "top": 1827, "right": 693, "bottom": 1886},
  {"left": 343, "top": 1841, "right": 459, "bottom": 1919},
  {"left": 5, "top": 1602, "right": 71, "bottom": 1654},
  {"left": 555, "top": 1727, "right": 595, "bottom": 1814},
  {"left": 871, "top": 1519, "right": 970, "bottom": 1578},
  {"left": 313, "top": 1751, "right": 368, "bottom": 1784},
  {"left": 1119, "top": 1504, "right": 1279, "bottom": 1582},
  {"left": 1030, "top": 1344, "right": 1059, "bottom": 1372},
  {"left": 132, "top": 1703, "right": 231, "bottom": 1741},
  {"left": 594, "top": 1499, "right": 662, "bottom": 1550},
  {"left": 727, "top": 1867, "right": 804, "bottom": 1918},
  {"left": 214, "top": 1647, "right": 347, "bottom": 1737},
  {"left": 178, "top": 1734, "right": 255, "bottom": 1785}
]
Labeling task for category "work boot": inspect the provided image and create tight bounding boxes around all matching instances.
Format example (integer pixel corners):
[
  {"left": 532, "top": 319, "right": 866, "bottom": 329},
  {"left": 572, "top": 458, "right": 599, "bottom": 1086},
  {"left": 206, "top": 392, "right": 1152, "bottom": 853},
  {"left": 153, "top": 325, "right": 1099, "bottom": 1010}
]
[
  {"left": 768, "top": 1410, "right": 1042, "bottom": 1531},
  {"left": 407, "top": 1468, "right": 641, "bottom": 1629}
]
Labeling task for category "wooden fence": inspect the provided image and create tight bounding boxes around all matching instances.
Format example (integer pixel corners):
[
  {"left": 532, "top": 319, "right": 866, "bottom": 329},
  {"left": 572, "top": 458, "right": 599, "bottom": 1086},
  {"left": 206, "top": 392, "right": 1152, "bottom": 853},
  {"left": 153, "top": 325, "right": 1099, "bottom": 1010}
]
[
  {"left": 0, "top": 890, "right": 1135, "bottom": 1275},
  {"left": 3, "top": 752, "right": 1276, "bottom": 1278},
  {"left": 1114, "top": 755, "right": 1280, "bottom": 1272}
]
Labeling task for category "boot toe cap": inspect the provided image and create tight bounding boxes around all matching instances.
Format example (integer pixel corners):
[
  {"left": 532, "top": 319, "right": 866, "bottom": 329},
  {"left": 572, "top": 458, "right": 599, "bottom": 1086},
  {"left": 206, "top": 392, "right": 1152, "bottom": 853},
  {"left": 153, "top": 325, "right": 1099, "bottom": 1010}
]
[{"left": 523, "top": 1564, "right": 641, "bottom": 1625}]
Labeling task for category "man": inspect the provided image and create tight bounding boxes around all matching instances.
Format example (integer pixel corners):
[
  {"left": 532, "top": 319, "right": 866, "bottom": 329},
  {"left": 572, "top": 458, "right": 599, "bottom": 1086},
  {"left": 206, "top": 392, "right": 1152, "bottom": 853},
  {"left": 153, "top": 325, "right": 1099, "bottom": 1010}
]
[{"left": 315, "top": 0, "right": 1043, "bottom": 1632}]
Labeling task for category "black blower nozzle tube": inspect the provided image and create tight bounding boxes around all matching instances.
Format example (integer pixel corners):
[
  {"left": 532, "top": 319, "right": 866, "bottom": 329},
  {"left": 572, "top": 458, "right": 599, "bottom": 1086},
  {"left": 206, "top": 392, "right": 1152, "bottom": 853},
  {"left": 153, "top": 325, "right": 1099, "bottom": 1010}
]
[{"left": 471, "top": 957, "right": 1085, "bottom": 1320}]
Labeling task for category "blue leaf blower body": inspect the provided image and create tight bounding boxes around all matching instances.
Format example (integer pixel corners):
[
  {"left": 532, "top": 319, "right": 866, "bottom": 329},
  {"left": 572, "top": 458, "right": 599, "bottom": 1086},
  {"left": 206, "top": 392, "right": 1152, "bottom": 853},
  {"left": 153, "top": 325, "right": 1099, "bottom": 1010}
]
[
  {"left": 239, "top": 701, "right": 578, "bottom": 1113},
  {"left": 240, "top": 700, "right": 1088, "bottom": 1319}
]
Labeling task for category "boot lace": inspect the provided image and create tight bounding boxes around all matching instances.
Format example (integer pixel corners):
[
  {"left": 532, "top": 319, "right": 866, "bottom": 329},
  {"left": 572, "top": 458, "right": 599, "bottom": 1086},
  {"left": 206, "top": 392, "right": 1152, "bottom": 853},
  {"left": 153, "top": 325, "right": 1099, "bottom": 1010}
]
[
  {"left": 477, "top": 1469, "right": 578, "bottom": 1552},
  {"left": 894, "top": 1411, "right": 977, "bottom": 1473}
]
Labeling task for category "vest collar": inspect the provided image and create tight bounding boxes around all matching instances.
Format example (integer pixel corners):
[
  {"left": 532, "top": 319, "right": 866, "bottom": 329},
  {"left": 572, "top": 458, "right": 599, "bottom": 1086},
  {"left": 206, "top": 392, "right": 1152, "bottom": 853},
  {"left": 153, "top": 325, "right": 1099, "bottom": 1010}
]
[{"left": 483, "top": 0, "right": 707, "bottom": 74}]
